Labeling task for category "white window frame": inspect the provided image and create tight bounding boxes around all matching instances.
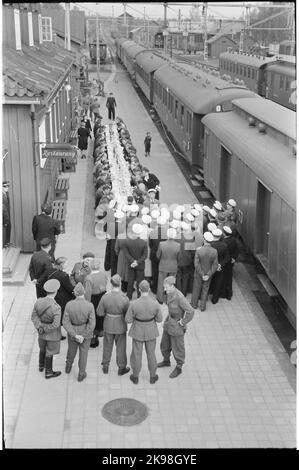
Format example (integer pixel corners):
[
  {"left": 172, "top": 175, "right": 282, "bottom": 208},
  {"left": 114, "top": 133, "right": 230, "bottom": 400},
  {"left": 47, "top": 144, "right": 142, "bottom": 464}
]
[
  {"left": 14, "top": 9, "right": 22, "bottom": 51},
  {"left": 41, "top": 17, "right": 53, "bottom": 42},
  {"left": 39, "top": 118, "right": 47, "bottom": 168},
  {"left": 28, "top": 11, "right": 34, "bottom": 47},
  {"left": 38, "top": 14, "right": 43, "bottom": 44}
]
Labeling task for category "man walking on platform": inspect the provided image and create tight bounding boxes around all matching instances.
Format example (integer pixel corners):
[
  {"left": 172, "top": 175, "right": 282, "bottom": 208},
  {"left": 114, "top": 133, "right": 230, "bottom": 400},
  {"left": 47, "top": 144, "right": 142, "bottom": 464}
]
[
  {"left": 123, "top": 224, "right": 148, "bottom": 300},
  {"left": 191, "top": 232, "right": 218, "bottom": 311},
  {"left": 63, "top": 283, "right": 96, "bottom": 382},
  {"left": 144, "top": 132, "right": 152, "bottom": 157},
  {"left": 210, "top": 228, "right": 230, "bottom": 304},
  {"left": 29, "top": 238, "right": 53, "bottom": 298},
  {"left": 106, "top": 92, "right": 117, "bottom": 120},
  {"left": 31, "top": 279, "right": 62, "bottom": 379},
  {"left": 32, "top": 203, "right": 60, "bottom": 261},
  {"left": 125, "top": 280, "right": 163, "bottom": 385},
  {"left": 156, "top": 228, "right": 180, "bottom": 303},
  {"left": 158, "top": 276, "right": 194, "bottom": 378},
  {"left": 97, "top": 275, "right": 130, "bottom": 376}
]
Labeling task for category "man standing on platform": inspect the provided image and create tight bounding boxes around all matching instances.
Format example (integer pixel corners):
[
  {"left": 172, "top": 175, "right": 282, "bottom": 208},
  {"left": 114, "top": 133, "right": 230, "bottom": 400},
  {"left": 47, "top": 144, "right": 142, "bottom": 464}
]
[
  {"left": 158, "top": 276, "right": 194, "bottom": 379},
  {"left": 63, "top": 282, "right": 96, "bottom": 382},
  {"left": 123, "top": 224, "right": 148, "bottom": 300},
  {"left": 106, "top": 92, "right": 117, "bottom": 120},
  {"left": 32, "top": 203, "right": 60, "bottom": 261},
  {"left": 31, "top": 279, "right": 62, "bottom": 379},
  {"left": 29, "top": 238, "right": 53, "bottom": 298},
  {"left": 125, "top": 280, "right": 163, "bottom": 385},
  {"left": 221, "top": 226, "right": 239, "bottom": 300},
  {"left": 156, "top": 228, "right": 180, "bottom": 304},
  {"left": 2, "top": 181, "right": 11, "bottom": 248},
  {"left": 210, "top": 228, "right": 230, "bottom": 304},
  {"left": 191, "top": 232, "right": 218, "bottom": 311},
  {"left": 97, "top": 275, "right": 130, "bottom": 376}
]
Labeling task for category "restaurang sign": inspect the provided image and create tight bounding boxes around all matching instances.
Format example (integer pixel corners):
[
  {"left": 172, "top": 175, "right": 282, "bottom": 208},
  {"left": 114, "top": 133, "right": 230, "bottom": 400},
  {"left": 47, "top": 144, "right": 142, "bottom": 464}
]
[{"left": 41, "top": 144, "right": 76, "bottom": 159}]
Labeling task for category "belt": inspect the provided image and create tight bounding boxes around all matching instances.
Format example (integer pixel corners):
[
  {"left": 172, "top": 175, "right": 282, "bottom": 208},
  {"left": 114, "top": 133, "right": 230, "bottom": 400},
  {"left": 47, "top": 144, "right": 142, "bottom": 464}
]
[
  {"left": 106, "top": 314, "right": 122, "bottom": 318},
  {"left": 72, "top": 321, "right": 88, "bottom": 326},
  {"left": 135, "top": 317, "right": 155, "bottom": 322}
]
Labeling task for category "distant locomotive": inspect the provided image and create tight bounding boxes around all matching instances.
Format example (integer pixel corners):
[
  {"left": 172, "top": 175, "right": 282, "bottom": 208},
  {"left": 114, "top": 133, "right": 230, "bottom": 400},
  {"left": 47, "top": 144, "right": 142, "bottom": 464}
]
[
  {"left": 89, "top": 42, "right": 107, "bottom": 64},
  {"left": 154, "top": 32, "right": 164, "bottom": 49}
]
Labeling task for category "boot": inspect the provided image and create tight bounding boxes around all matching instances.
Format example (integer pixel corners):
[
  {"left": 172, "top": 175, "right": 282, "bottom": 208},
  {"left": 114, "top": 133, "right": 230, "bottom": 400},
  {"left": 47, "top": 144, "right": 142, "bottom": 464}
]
[
  {"left": 157, "top": 360, "right": 171, "bottom": 368},
  {"left": 65, "top": 362, "right": 72, "bottom": 374},
  {"left": 169, "top": 366, "right": 182, "bottom": 379},
  {"left": 118, "top": 367, "right": 130, "bottom": 376},
  {"left": 45, "top": 356, "right": 61, "bottom": 379},
  {"left": 39, "top": 351, "right": 46, "bottom": 372},
  {"left": 150, "top": 374, "right": 159, "bottom": 384},
  {"left": 78, "top": 372, "right": 87, "bottom": 382},
  {"left": 129, "top": 374, "right": 138, "bottom": 384}
]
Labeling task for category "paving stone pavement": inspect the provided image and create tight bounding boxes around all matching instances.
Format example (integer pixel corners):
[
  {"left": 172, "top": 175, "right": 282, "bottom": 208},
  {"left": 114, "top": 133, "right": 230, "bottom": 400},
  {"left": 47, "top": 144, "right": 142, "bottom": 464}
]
[{"left": 2, "top": 59, "right": 296, "bottom": 450}]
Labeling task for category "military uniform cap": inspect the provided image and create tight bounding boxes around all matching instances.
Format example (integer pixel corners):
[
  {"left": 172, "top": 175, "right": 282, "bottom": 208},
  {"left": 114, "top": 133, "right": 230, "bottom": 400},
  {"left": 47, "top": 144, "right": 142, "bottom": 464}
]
[
  {"left": 185, "top": 213, "right": 194, "bottom": 222},
  {"left": 40, "top": 237, "right": 51, "bottom": 247},
  {"left": 141, "top": 207, "right": 150, "bottom": 215},
  {"left": 130, "top": 204, "right": 139, "bottom": 213},
  {"left": 209, "top": 209, "right": 217, "bottom": 218},
  {"left": 191, "top": 208, "right": 200, "bottom": 217},
  {"left": 111, "top": 274, "right": 121, "bottom": 286},
  {"left": 142, "top": 214, "right": 152, "bottom": 224},
  {"left": 132, "top": 223, "right": 143, "bottom": 235},
  {"left": 44, "top": 279, "right": 60, "bottom": 293},
  {"left": 164, "top": 276, "right": 176, "bottom": 286},
  {"left": 203, "top": 232, "right": 214, "bottom": 242},
  {"left": 223, "top": 226, "right": 232, "bottom": 235},
  {"left": 170, "top": 219, "right": 180, "bottom": 228},
  {"left": 74, "top": 282, "right": 85, "bottom": 296},
  {"left": 202, "top": 205, "right": 210, "bottom": 213},
  {"left": 172, "top": 210, "right": 181, "bottom": 220},
  {"left": 83, "top": 252, "right": 95, "bottom": 259},
  {"left": 213, "top": 201, "right": 223, "bottom": 211},
  {"left": 194, "top": 204, "right": 202, "bottom": 212},
  {"left": 148, "top": 188, "right": 156, "bottom": 194},
  {"left": 180, "top": 221, "right": 190, "bottom": 231},
  {"left": 114, "top": 211, "right": 125, "bottom": 219},
  {"left": 227, "top": 199, "right": 237, "bottom": 207},
  {"left": 212, "top": 228, "right": 223, "bottom": 238},
  {"left": 175, "top": 205, "right": 185, "bottom": 213},
  {"left": 207, "top": 223, "right": 217, "bottom": 232},
  {"left": 150, "top": 209, "right": 160, "bottom": 219},
  {"left": 167, "top": 228, "right": 177, "bottom": 239}
]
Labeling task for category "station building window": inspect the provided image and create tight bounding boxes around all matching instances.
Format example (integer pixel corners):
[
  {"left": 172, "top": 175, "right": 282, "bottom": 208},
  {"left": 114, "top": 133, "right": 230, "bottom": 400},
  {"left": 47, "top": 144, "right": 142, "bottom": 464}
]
[
  {"left": 14, "top": 9, "right": 22, "bottom": 50},
  {"left": 28, "top": 11, "right": 34, "bottom": 47},
  {"left": 41, "top": 17, "right": 52, "bottom": 42}
]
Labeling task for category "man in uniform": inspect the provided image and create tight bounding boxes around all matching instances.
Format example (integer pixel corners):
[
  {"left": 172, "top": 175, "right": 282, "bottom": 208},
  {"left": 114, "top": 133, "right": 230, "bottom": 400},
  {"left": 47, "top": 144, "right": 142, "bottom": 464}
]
[
  {"left": 2, "top": 181, "right": 11, "bottom": 247},
  {"left": 123, "top": 224, "right": 148, "bottom": 300},
  {"left": 158, "top": 276, "right": 194, "bottom": 378},
  {"left": 97, "top": 274, "right": 130, "bottom": 376},
  {"left": 221, "top": 226, "right": 239, "bottom": 300},
  {"left": 63, "top": 282, "right": 96, "bottom": 382},
  {"left": 142, "top": 167, "right": 161, "bottom": 200},
  {"left": 156, "top": 228, "right": 180, "bottom": 303},
  {"left": 29, "top": 238, "right": 53, "bottom": 298},
  {"left": 210, "top": 228, "right": 230, "bottom": 304},
  {"left": 70, "top": 252, "right": 95, "bottom": 287},
  {"left": 149, "top": 221, "right": 167, "bottom": 295},
  {"left": 191, "top": 232, "right": 218, "bottom": 311},
  {"left": 125, "top": 280, "right": 163, "bottom": 384},
  {"left": 31, "top": 279, "right": 62, "bottom": 379},
  {"left": 32, "top": 203, "right": 61, "bottom": 261},
  {"left": 106, "top": 92, "right": 117, "bottom": 120}
]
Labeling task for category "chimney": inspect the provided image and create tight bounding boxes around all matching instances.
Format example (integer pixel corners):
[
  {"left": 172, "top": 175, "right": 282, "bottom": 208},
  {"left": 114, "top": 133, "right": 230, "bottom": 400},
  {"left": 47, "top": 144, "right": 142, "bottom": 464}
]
[{"left": 31, "top": 2, "right": 42, "bottom": 45}]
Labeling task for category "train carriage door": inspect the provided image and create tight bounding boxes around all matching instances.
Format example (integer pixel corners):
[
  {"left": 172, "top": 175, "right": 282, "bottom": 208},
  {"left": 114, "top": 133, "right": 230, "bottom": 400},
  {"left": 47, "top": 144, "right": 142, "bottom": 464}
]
[
  {"left": 219, "top": 145, "right": 232, "bottom": 201},
  {"left": 255, "top": 180, "right": 271, "bottom": 267}
]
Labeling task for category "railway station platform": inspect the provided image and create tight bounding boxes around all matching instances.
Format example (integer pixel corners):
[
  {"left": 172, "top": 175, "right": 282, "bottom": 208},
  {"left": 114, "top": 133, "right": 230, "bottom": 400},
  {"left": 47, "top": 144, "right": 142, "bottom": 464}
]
[{"left": 2, "top": 54, "right": 296, "bottom": 450}]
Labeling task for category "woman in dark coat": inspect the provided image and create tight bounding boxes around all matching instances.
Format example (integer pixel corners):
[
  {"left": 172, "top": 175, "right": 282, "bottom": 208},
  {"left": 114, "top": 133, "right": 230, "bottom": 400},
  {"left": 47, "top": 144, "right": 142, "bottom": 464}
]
[{"left": 78, "top": 120, "right": 90, "bottom": 158}]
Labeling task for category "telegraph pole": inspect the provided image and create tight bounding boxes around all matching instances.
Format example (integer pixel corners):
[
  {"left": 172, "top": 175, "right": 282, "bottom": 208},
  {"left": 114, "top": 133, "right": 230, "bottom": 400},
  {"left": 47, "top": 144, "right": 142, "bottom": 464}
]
[
  {"left": 164, "top": 2, "right": 168, "bottom": 28},
  {"left": 202, "top": 2, "right": 208, "bottom": 60},
  {"left": 65, "top": 2, "right": 71, "bottom": 51},
  {"left": 178, "top": 9, "right": 181, "bottom": 31},
  {"left": 96, "top": 6, "right": 100, "bottom": 81}
]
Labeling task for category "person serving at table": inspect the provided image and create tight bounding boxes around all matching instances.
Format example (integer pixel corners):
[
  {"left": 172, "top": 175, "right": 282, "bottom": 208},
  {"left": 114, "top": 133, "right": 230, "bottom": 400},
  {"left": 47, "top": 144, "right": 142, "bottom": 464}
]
[{"left": 142, "top": 167, "right": 161, "bottom": 201}]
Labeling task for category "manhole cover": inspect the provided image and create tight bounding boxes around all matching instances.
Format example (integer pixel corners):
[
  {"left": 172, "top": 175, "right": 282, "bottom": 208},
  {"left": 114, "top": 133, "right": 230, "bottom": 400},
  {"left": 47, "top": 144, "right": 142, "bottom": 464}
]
[{"left": 102, "top": 398, "right": 148, "bottom": 426}]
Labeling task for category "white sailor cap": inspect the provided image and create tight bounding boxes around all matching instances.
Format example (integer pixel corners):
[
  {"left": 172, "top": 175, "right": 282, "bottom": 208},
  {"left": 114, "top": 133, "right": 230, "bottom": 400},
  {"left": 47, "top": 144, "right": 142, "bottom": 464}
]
[
  {"left": 141, "top": 207, "right": 150, "bottom": 215},
  {"left": 160, "top": 208, "right": 170, "bottom": 219},
  {"left": 203, "top": 231, "right": 214, "bottom": 242},
  {"left": 142, "top": 214, "right": 152, "bottom": 225},
  {"left": 185, "top": 213, "right": 194, "bottom": 222},
  {"left": 172, "top": 210, "right": 181, "bottom": 220},
  {"left": 223, "top": 225, "right": 232, "bottom": 235},
  {"left": 122, "top": 204, "right": 130, "bottom": 213},
  {"left": 191, "top": 208, "right": 200, "bottom": 217},
  {"left": 212, "top": 228, "right": 223, "bottom": 238},
  {"left": 130, "top": 204, "right": 139, "bottom": 213},
  {"left": 150, "top": 209, "right": 160, "bottom": 219},
  {"left": 180, "top": 221, "right": 190, "bottom": 231},
  {"left": 114, "top": 211, "right": 125, "bottom": 219},
  {"left": 207, "top": 222, "right": 217, "bottom": 232},
  {"left": 132, "top": 224, "right": 143, "bottom": 235},
  {"left": 227, "top": 199, "right": 237, "bottom": 208},
  {"left": 213, "top": 201, "right": 223, "bottom": 211},
  {"left": 170, "top": 219, "right": 180, "bottom": 229},
  {"left": 202, "top": 205, "right": 210, "bottom": 213},
  {"left": 209, "top": 209, "right": 217, "bottom": 218},
  {"left": 167, "top": 228, "right": 177, "bottom": 239},
  {"left": 148, "top": 188, "right": 156, "bottom": 194},
  {"left": 157, "top": 216, "right": 167, "bottom": 225},
  {"left": 175, "top": 205, "right": 185, "bottom": 213},
  {"left": 194, "top": 204, "right": 202, "bottom": 212}
]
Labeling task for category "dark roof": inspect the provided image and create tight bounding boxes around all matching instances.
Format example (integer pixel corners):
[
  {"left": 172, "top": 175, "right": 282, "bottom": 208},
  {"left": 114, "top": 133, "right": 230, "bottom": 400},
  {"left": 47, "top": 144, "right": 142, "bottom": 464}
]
[
  {"left": 135, "top": 51, "right": 169, "bottom": 73},
  {"left": 265, "top": 62, "right": 296, "bottom": 78},
  {"left": 154, "top": 63, "right": 257, "bottom": 113},
  {"left": 202, "top": 111, "right": 296, "bottom": 210},
  {"left": 232, "top": 98, "right": 296, "bottom": 140},
  {"left": 3, "top": 43, "right": 75, "bottom": 99},
  {"left": 125, "top": 44, "right": 147, "bottom": 59},
  {"left": 207, "top": 33, "right": 237, "bottom": 45},
  {"left": 219, "top": 51, "right": 276, "bottom": 68}
]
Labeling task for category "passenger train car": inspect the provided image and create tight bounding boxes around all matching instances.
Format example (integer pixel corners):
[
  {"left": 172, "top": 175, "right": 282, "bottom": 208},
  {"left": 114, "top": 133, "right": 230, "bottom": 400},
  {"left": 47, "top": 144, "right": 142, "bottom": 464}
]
[
  {"left": 202, "top": 99, "right": 296, "bottom": 325},
  {"left": 219, "top": 51, "right": 296, "bottom": 111}
]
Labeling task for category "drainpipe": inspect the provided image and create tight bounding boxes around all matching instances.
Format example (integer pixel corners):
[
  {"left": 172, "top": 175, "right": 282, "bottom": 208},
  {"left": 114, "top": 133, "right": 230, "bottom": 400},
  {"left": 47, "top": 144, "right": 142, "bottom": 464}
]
[{"left": 30, "top": 104, "right": 41, "bottom": 213}]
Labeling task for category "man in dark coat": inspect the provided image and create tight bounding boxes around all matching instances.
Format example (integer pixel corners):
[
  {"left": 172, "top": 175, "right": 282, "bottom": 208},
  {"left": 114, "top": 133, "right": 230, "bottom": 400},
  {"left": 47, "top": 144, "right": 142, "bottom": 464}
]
[
  {"left": 70, "top": 252, "right": 94, "bottom": 287},
  {"left": 32, "top": 203, "right": 60, "bottom": 261},
  {"left": 45, "top": 257, "right": 75, "bottom": 329},
  {"left": 149, "top": 223, "right": 168, "bottom": 294},
  {"left": 123, "top": 224, "right": 148, "bottom": 300},
  {"left": 210, "top": 228, "right": 230, "bottom": 304},
  {"left": 176, "top": 228, "right": 195, "bottom": 297},
  {"left": 156, "top": 228, "right": 180, "bottom": 303},
  {"left": 2, "top": 181, "right": 11, "bottom": 247},
  {"left": 78, "top": 119, "right": 91, "bottom": 158},
  {"left": 106, "top": 92, "right": 117, "bottom": 120},
  {"left": 221, "top": 226, "right": 239, "bottom": 300},
  {"left": 142, "top": 167, "right": 160, "bottom": 200},
  {"left": 125, "top": 280, "right": 163, "bottom": 384},
  {"left": 29, "top": 238, "right": 53, "bottom": 298}
]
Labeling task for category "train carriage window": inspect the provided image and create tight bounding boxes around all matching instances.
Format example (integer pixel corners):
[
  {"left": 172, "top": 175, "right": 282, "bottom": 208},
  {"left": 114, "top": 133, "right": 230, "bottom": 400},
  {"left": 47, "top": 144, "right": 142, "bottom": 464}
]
[
  {"left": 180, "top": 105, "right": 184, "bottom": 127},
  {"left": 279, "top": 76, "right": 284, "bottom": 90},
  {"left": 285, "top": 78, "right": 290, "bottom": 91},
  {"left": 175, "top": 100, "right": 178, "bottom": 119},
  {"left": 236, "top": 64, "right": 239, "bottom": 74},
  {"left": 240, "top": 65, "right": 242, "bottom": 76},
  {"left": 229, "top": 63, "right": 232, "bottom": 73},
  {"left": 247, "top": 67, "right": 250, "bottom": 78},
  {"left": 251, "top": 68, "right": 255, "bottom": 79}
]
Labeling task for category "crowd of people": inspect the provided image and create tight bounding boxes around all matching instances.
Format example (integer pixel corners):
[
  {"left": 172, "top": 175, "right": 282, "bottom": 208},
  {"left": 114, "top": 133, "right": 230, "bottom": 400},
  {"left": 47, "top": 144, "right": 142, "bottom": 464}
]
[{"left": 29, "top": 108, "right": 240, "bottom": 386}]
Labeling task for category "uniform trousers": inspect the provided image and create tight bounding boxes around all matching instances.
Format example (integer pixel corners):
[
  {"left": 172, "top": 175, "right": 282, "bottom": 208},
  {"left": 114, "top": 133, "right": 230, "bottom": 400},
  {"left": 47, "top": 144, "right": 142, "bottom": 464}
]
[
  {"left": 127, "top": 268, "right": 144, "bottom": 300},
  {"left": 160, "top": 330, "right": 185, "bottom": 368},
  {"left": 66, "top": 337, "right": 91, "bottom": 374},
  {"left": 108, "top": 107, "right": 115, "bottom": 120},
  {"left": 210, "top": 269, "right": 226, "bottom": 304},
  {"left": 91, "top": 292, "right": 106, "bottom": 334},
  {"left": 3, "top": 221, "right": 11, "bottom": 246},
  {"left": 102, "top": 333, "right": 127, "bottom": 368},
  {"left": 150, "top": 257, "right": 159, "bottom": 294},
  {"left": 191, "top": 271, "right": 212, "bottom": 309},
  {"left": 130, "top": 339, "right": 157, "bottom": 377},
  {"left": 156, "top": 271, "right": 177, "bottom": 303},
  {"left": 221, "top": 262, "right": 233, "bottom": 299},
  {"left": 176, "top": 265, "right": 193, "bottom": 296},
  {"left": 38, "top": 338, "right": 60, "bottom": 357}
]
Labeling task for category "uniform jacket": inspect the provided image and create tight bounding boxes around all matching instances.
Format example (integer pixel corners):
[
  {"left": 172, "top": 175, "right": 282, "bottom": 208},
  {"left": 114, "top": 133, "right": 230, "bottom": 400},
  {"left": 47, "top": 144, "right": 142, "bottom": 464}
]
[
  {"left": 70, "top": 262, "right": 91, "bottom": 287},
  {"left": 115, "top": 237, "right": 129, "bottom": 281},
  {"left": 84, "top": 271, "right": 108, "bottom": 301},
  {"left": 163, "top": 288, "right": 194, "bottom": 336},
  {"left": 31, "top": 297, "right": 61, "bottom": 341},
  {"left": 63, "top": 297, "right": 95, "bottom": 339},
  {"left": 142, "top": 173, "right": 160, "bottom": 191},
  {"left": 29, "top": 251, "right": 53, "bottom": 285},
  {"left": 123, "top": 237, "right": 148, "bottom": 270},
  {"left": 97, "top": 290, "right": 129, "bottom": 334},
  {"left": 77, "top": 127, "right": 90, "bottom": 151},
  {"left": 156, "top": 240, "right": 180, "bottom": 273},
  {"left": 177, "top": 234, "right": 194, "bottom": 267},
  {"left": 194, "top": 245, "right": 218, "bottom": 277},
  {"left": 125, "top": 295, "right": 163, "bottom": 341},
  {"left": 45, "top": 268, "right": 75, "bottom": 312},
  {"left": 210, "top": 240, "right": 230, "bottom": 268},
  {"left": 106, "top": 96, "right": 117, "bottom": 108},
  {"left": 149, "top": 226, "right": 168, "bottom": 260},
  {"left": 32, "top": 213, "right": 60, "bottom": 244},
  {"left": 223, "top": 236, "right": 239, "bottom": 261}
]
